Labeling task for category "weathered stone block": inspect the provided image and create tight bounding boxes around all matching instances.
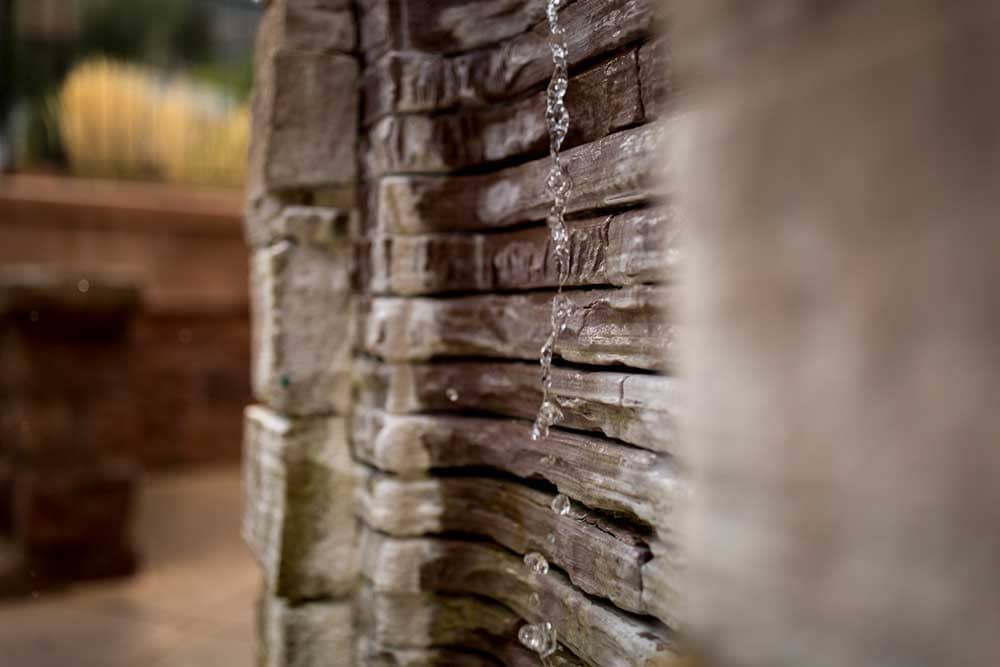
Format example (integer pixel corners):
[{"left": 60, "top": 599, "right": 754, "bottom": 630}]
[
  {"left": 259, "top": 594, "right": 353, "bottom": 667},
  {"left": 638, "top": 37, "right": 673, "bottom": 119},
  {"left": 246, "top": 201, "right": 357, "bottom": 251},
  {"left": 376, "top": 122, "right": 665, "bottom": 235},
  {"left": 362, "top": 286, "right": 673, "bottom": 371},
  {"left": 360, "top": 0, "right": 545, "bottom": 63},
  {"left": 355, "top": 360, "right": 677, "bottom": 453},
  {"left": 243, "top": 406, "right": 357, "bottom": 600},
  {"left": 358, "top": 531, "right": 677, "bottom": 666},
  {"left": 362, "top": 206, "right": 674, "bottom": 296},
  {"left": 250, "top": 211, "right": 353, "bottom": 415},
  {"left": 260, "top": 0, "right": 355, "bottom": 56},
  {"left": 246, "top": 48, "right": 358, "bottom": 230},
  {"left": 362, "top": 0, "right": 654, "bottom": 123},
  {"left": 365, "top": 49, "right": 643, "bottom": 175}
]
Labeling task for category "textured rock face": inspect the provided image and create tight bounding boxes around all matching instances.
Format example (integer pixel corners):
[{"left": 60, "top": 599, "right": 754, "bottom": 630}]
[
  {"left": 244, "top": 0, "right": 676, "bottom": 664},
  {"left": 250, "top": 207, "right": 354, "bottom": 416},
  {"left": 674, "top": 3, "right": 1000, "bottom": 666},
  {"left": 243, "top": 2, "right": 361, "bottom": 664}
]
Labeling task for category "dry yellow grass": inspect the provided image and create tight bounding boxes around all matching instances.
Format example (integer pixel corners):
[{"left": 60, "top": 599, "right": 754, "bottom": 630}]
[{"left": 58, "top": 59, "right": 249, "bottom": 187}]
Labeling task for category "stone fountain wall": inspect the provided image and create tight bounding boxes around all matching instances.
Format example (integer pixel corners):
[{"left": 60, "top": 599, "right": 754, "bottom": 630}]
[{"left": 242, "top": 1, "right": 678, "bottom": 664}]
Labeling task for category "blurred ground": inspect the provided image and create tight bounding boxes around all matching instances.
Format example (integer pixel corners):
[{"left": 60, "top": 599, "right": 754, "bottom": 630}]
[{"left": 0, "top": 466, "right": 255, "bottom": 666}]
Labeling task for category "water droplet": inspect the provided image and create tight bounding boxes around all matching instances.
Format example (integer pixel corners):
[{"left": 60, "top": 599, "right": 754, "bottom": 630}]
[
  {"left": 77, "top": 279, "right": 90, "bottom": 293},
  {"left": 519, "top": 621, "right": 558, "bottom": 658},
  {"left": 177, "top": 328, "right": 193, "bottom": 344},
  {"left": 533, "top": 0, "right": 574, "bottom": 442},
  {"left": 528, "top": 592, "right": 541, "bottom": 607},
  {"left": 31, "top": 591, "right": 39, "bottom": 599},
  {"left": 445, "top": 387, "right": 459, "bottom": 402},
  {"left": 547, "top": 532, "right": 557, "bottom": 545},
  {"left": 551, "top": 494, "right": 571, "bottom": 516},
  {"left": 540, "top": 455, "right": 557, "bottom": 466},
  {"left": 28, "top": 310, "right": 39, "bottom": 323},
  {"left": 524, "top": 551, "right": 549, "bottom": 575}
]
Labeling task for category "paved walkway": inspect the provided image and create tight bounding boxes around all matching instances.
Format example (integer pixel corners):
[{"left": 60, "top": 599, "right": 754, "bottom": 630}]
[{"left": 0, "top": 466, "right": 256, "bottom": 666}]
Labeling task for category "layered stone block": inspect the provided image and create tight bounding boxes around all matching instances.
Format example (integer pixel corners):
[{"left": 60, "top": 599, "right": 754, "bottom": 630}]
[
  {"left": 243, "top": 405, "right": 357, "bottom": 601},
  {"left": 259, "top": 594, "right": 353, "bottom": 667},
  {"left": 250, "top": 207, "right": 354, "bottom": 415}
]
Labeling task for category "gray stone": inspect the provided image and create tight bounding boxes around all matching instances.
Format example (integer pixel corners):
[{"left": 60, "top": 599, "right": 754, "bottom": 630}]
[{"left": 243, "top": 406, "right": 357, "bottom": 600}]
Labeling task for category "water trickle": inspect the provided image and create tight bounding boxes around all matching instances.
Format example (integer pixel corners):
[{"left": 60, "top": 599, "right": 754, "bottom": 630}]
[
  {"left": 551, "top": 494, "right": 571, "bottom": 516},
  {"left": 519, "top": 621, "right": 559, "bottom": 658},
  {"left": 524, "top": 551, "right": 549, "bottom": 575},
  {"left": 532, "top": 0, "right": 573, "bottom": 442},
  {"left": 445, "top": 387, "right": 460, "bottom": 402}
]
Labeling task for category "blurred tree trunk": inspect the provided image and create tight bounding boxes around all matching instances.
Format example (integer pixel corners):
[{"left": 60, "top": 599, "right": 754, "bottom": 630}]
[{"left": 673, "top": 3, "right": 1000, "bottom": 666}]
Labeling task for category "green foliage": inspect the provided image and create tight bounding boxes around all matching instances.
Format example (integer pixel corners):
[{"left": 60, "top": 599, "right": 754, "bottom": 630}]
[
  {"left": 189, "top": 60, "right": 254, "bottom": 102},
  {"left": 77, "top": 0, "right": 213, "bottom": 67}
]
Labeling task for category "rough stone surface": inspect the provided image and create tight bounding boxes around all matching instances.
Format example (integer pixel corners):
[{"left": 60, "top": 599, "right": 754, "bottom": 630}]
[
  {"left": 638, "top": 37, "right": 673, "bottom": 119},
  {"left": 357, "top": 468, "right": 653, "bottom": 614},
  {"left": 359, "top": 286, "right": 673, "bottom": 370},
  {"left": 259, "top": 0, "right": 356, "bottom": 55},
  {"left": 246, "top": 45, "right": 358, "bottom": 231},
  {"left": 362, "top": 0, "right": 654, "bottom": 123},
  {"left": 355, "top": 359, "right": 677, "bottom": 452},
  {"left": 359, "top": 0, "right": 545, "bottom": 63},
  {"left": 351, "top": 409, "right": 679, "bottom": 528},
  {"left": 250, "top": 217, "right": 353, "bottom": 415},
  {"left": 260, "top": 595, "right": 353, "bottom": 667},
  {"left": 376, "top": 123, "right": 665, "bottom": 234},
  {"left": 365, "top": 50, "right": 643, "bottom": 175},
  {"left": 243, "top": 406, "right": 357, "bottom": 600},
  {"left": 359, "top": 206, "right": 675, "bottom": 295},
  {"left": 360, "top": 530, "right": 678, "bottom": 666}
]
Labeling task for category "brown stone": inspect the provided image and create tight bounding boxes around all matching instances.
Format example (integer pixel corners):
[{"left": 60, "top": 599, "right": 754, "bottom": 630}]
[
  {"left": 362, "top": 0, "right": 654, "bottom": 123},
  {"left": 365, "top": 49, "right": 643, "bottom": 175},
  {"left": 359, "top": 0, "right": 545, "bottom": 63},
  {"left": 376, "top": 123, "right": 665, "bottom": 235},
  {"left": 243, "top": 406, "right": 357, "bottom": 601},
  {"left": 259, "top": 0, "right": 355, "bottom": 56},
  {"left": 360, "top": 530, "right": 678, "bottom": 665},
  {"left": 250, "top": 212, "right": 353, "bottom": 415},
  {"left": 362, "top": 206, "right": 675, "bottom": 296},
  {"left": 351, "top": 408, "right": 679, "bottom": 528},
  {"left": 361, "top": 286, "right": 674, "bottom": 371},
  {"left": 356, "top": 360, "right": 677, "bottom": 453}
]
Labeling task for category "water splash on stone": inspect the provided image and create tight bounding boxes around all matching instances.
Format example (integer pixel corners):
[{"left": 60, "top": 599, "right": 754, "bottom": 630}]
[
  {"left": 519, "top": 621, "right": 558, "bottom": 658},
  {"left": 532, "top": 0, "right": 573, "bottom": 442},
  {"left": 524, "top": 551, "right": 549, "bottom": 575},
  {"left": 551, "top": 494, "right": 571, "bottom": 516}
]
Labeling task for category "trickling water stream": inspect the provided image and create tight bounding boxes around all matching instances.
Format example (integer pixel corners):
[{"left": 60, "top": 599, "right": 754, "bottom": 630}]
[
  {"left": 520, "top": 1, "right": 573, "bottom": 661},
  {"left": 531, "top": 0, "right": 574, "bottom": 443}
]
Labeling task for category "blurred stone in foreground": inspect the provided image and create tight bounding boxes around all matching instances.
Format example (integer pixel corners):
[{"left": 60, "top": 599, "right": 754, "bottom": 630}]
[{"left": 674, "top": 2, "right": 1000, "bottom": 666}]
